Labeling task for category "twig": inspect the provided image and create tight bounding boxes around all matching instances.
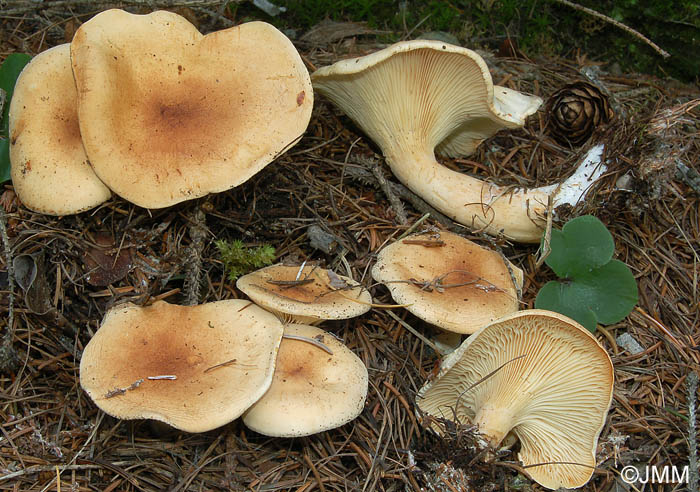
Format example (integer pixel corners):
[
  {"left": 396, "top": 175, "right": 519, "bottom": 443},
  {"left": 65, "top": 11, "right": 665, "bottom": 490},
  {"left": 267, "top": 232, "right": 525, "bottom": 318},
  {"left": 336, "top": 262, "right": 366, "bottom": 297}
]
[
  {"left": 0, "top": 206, "right": 18, "bottom": 373},
  {"left": 397, "top": 213, "right": 432, "bottom": 240},
  {"left": 183, "top": 207, "right": 206, "bottom": 306},
  {"left": 370, "top": 162, "right": 409, "bottom": 225},
  {"left": 204, "top": 358, "right": 256, "bottom": 373},
  {"left": 104, "top": 378, "right": 144, "bottom": 398},
  {"left": 688, "top": 371, "right": 698, "bottom": 491},
  {"left": 282, "top": 333, "right": 334, "bottom": 355},
  {"left": 552, "top": 0, "right": 670, "bottom": 58},
  {"left": 676, "top": 160, "right": 700, "bottom": 196}
]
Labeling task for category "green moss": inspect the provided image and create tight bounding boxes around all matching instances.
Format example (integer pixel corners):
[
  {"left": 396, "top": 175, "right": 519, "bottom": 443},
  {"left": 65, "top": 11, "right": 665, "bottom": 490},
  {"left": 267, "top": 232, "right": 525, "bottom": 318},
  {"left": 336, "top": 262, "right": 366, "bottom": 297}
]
[{"left": 215, "top": 239, "right": 276, "bottom": 281}]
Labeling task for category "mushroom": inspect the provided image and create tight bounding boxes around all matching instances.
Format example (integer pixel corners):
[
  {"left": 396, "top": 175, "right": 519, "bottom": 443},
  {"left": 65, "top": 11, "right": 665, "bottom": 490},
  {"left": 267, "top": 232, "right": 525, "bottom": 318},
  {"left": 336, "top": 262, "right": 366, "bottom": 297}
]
[
  {"left": 242, "top": 323, "right": 368, "bottom": 437},
  {"left": 236, "top": 263, "right": 373, "bottom": 324},
  {"left": 70, "top": 9, "right": 313, "bottom": 208},
  {"left": 416, "top": 309, "right": 614, "bottom": 489},
  {"left": 79, "top": 299, "right": 284, "bottom": 433},
  {"left": 312, "top": 41, "right": 605, "bottom": 242},
  {"left": 371, "top": 231, "right": 522, "bottom": 335},
  {"left": 9, "top": 44, "right": 111, "bottom": 215}
]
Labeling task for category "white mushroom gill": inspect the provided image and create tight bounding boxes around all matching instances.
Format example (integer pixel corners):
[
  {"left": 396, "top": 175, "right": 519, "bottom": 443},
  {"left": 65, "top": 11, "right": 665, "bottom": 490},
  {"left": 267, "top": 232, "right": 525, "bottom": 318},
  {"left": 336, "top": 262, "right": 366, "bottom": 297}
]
[
  {"left": 312, "top": 41, "right": 606, "bottom": 243},
  {"left": 417, "top": 310, "right": 614, "bottom": 489}
]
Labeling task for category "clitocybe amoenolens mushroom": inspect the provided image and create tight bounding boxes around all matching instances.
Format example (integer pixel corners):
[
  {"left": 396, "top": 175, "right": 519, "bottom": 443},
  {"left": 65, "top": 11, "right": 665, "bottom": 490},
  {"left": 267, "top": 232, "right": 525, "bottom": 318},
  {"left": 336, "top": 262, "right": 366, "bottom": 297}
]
[
  {"left": 312, "top": 41, "right": 604, "bottom": 242},
  {"left": 80, "top": 300, "right": 284, "bottom": 433},
  {"left": 243, "top": 323, "right": 368, "bottom": 437},
  {"left": 9, "top": 44, "right": 111, "bottom": 215},
  {"left": 417, "top": 309, "right": 614, "bottom": 489},
  {"left": 372, "top": 231, "right": 522, "bottom": 335},
  {"left": 71, "top": 9, "right": 313, "bottom": 208},
  {"left": 236, "top": 263, "right": 373, "bottom": 324}
]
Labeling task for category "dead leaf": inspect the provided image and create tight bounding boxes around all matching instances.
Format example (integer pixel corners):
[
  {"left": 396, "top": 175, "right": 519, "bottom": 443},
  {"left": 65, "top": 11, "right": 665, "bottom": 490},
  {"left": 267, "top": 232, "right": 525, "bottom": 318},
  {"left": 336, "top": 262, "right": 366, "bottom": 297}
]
[{"left": 82, "top": 233, "right": 133, "bottom": 287}]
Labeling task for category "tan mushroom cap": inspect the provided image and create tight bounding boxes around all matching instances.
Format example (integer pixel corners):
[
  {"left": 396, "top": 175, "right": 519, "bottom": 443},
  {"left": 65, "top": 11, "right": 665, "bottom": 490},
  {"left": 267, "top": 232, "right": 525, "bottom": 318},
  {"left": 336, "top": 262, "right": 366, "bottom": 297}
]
[
  {"left": 242, "top": 323, "right": 368, "bottom": 437},
  {"left": 311, "top": 40, "right": 551, "bottom": 242},
  {"left": 70, "top": 9, "right": 313, "bottom": 208},
  {"left": 371, "top": 231, "right": 522, "bottom": 334},
  {"left": 79, "top": 300, "right": 284, "bottom": 433},
  {"left": 417, "top": 310, "right": 614, "bottom": 489},
  {"left": 236, "top": 263, "right": 373, "bottom": 324},
  {"left": 9, "top": 44, "right": 111, "bottom": 215}
]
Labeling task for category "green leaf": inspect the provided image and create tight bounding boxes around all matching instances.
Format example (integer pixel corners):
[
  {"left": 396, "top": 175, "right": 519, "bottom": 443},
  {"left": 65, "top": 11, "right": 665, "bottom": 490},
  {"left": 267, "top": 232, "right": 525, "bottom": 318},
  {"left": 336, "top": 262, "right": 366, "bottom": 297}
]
[
  {"left": 0, "top": 139, "right": 9, "bottom": 183},
  {"left": 535, "top": 280, "right": 599, "bottom": 331},
  {"left": 544, "top": 215, "right": 614, "bottom": 278},
  {"left": 0, "top": 53, "right": 32, "bottom": 183},
  {"left": 535, "top": 260, "right": 638, "bottom": 331},
  {"left": 1, "top": 53, "right": 32, "bottom": 135},
  {"left": 575, "top": 259, "right": 638, "bottom": 325}
]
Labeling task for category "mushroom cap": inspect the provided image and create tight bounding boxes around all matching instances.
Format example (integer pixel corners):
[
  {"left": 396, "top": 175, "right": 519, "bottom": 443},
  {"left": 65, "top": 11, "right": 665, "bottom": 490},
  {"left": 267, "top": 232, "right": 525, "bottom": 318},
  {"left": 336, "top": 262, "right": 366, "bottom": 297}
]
[
  {"left": 79, "top": 300, "right": 284, "bottom": 433},
  {"left": 371, "top": 231, "right": 521, "bottom": 334},
  {"left": 311, "top": 40, "right": 541, "bottom": 159},
  {"left": 70, "top": 10, "right": 313, "bottom": 208},
  {"left": 236, "top": 263, "right": 373, "bottom": 324},
  {"left": 417, "top": 309, "right": 614, "bottom": 489},
  {"left": 242, "top": 323, "right": 368, "bottom": 437},
  {"left": 9, "top": 44, "right": 111, "bottom": 215}
]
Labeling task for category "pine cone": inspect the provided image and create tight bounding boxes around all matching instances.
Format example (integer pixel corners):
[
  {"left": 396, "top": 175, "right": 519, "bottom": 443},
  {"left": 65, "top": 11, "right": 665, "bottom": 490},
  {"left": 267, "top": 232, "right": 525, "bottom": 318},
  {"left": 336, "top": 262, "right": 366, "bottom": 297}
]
[{"left": 546, "top": 81, "right": 614, "bottom": 146}]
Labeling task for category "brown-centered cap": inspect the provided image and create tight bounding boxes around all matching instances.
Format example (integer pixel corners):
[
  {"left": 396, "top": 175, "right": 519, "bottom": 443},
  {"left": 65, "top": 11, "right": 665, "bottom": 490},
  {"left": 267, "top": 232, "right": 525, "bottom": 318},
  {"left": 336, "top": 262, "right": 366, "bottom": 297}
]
[
  {"left": 236, "top": 263, "right": 373, "bottom": 324},
  {"left": 79, "top": 300, "right": 284, "bottom": 433},
  {"left": 9, "top": 44, "right": 111, "bottom": 215},
  {"left": 70, "top": 9, "right": 313, "bottom": 208},
  {"left": 371, "top": 231, "right": 521, "bottom": 334},
  {"left": 417, "top": 309, "right": 614, "bottom": 489},
  {"left": 311, "top": 41, "right": 550, "bottom": 242},
  {"left": 242, "top": 323, "right": 368, "bottom": 437}
]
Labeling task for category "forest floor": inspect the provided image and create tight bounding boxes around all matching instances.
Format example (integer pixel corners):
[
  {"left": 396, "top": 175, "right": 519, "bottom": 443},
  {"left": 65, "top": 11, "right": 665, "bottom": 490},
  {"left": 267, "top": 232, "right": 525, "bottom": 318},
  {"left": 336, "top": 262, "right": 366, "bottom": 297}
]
[{"left": 1, "top": 3, "right": 699, "bottom": 491}]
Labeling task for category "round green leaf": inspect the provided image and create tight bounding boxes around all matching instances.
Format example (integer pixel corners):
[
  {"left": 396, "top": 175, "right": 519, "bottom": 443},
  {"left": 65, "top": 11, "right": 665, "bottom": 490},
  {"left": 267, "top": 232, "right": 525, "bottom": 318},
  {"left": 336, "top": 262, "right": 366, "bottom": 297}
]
[
  {"left": 535, "top": 260, "right": 638, "bottom": 332},
  {"left": 535, "top": 280, "right": 599, "bottom": 331},
  {"left": 544, "top": 215, "right": 615, "bottom": 278},
  {"left": 575, "top": 259, "right": 638, "bottom": 325}
]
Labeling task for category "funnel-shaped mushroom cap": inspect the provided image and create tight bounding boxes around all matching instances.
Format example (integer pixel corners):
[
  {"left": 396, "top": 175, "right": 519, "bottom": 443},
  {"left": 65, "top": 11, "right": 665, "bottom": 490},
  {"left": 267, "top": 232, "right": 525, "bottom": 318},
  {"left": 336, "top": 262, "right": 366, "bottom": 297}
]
[
  {"left": 243, "top": 323, "right": 368, "bottom": 436},
  {"left": 371, "top": 231, "right": 521, "bottom": 334},
  {"left": 236, "top": 263, "right": 373, "bottom": 324},
  {"left": 71, "top": 10, "right": 313, "bottom": 208},
  {"left": 312, "top": 41, "right": 558, "bottom": 242},
  {"left": 9, "top": 44, "right": 111, "bottom": 215},
  {"left": 417, "top": 310, "right": 614, "bottom": 489},
  {"left": 80, "top": 300, "right": 284, "bottom": 432}
]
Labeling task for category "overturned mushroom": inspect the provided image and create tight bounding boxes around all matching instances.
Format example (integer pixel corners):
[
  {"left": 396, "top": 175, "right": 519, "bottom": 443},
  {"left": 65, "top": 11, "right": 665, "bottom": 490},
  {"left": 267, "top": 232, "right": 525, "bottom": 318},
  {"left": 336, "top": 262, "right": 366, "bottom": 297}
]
[
  {"left": 71, "top": 9, "right": 312, "bottom": 208},
  {"left": 80, "top": 300, "right": 284, "bottom": 432},
  {"left": 372, "top": 231, "right": 522, "bottom": 335},
  {"left": 417, "top": 309, "right": 614, "bottom": 489},
  {"left": 242, "top": 323, "right": 368, "bottom": 437},
  {"left": 9, "top": 44, "right": 111, "bottom": 215},
  {"left": 236, "top": 263, "right": 373, "bottom": 324},
  {"left": 312, "top": 41, "right": 606, "bottom": 242}
]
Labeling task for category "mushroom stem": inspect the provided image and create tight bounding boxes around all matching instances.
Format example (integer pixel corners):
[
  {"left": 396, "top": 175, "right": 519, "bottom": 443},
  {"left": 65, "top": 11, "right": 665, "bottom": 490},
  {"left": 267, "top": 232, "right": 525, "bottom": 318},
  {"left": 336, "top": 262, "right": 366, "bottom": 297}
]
[
  {"left": 384, "top": 143, "right": 606, "bottom": 243},
  {"left": 472, "top": 403, "right": 514, "bottom": 447}
]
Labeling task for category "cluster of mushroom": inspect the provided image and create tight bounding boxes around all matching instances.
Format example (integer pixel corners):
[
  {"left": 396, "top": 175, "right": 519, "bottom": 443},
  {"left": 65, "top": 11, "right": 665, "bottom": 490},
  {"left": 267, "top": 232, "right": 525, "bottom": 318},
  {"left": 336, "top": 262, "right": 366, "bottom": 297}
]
[
  {"left": 80, "top": 263, "right": 372, "bottom": 437},
  {"left": 9, "top": 9, "right": 312, "bottom": 214},
  {"left": 370, "top": 230, "right": 614, "bottom": 490},
  {"left": 15, "top": 13, "right": 616, "bottom": 488}
]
